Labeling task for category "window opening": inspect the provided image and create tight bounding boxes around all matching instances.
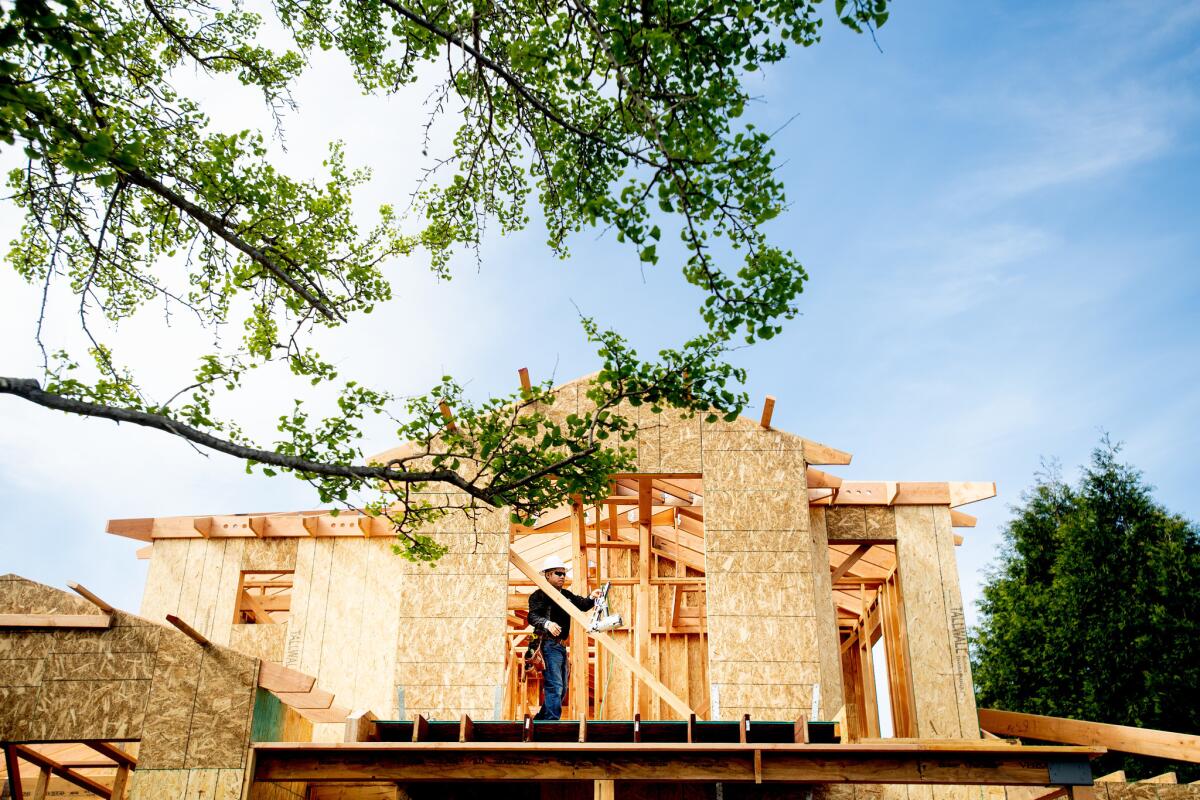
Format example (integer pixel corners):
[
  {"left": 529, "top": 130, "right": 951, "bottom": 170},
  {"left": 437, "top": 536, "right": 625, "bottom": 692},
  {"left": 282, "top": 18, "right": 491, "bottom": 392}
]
[{"left": 235, "top": 571, "right": 293, "bottom": 624}]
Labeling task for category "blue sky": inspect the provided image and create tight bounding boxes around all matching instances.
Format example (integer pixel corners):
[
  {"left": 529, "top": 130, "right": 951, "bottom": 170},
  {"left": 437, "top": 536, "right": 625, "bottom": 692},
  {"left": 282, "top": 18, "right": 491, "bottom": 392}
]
[{"left": 2, "top": 0, "right": 1198, "bottom": 629}]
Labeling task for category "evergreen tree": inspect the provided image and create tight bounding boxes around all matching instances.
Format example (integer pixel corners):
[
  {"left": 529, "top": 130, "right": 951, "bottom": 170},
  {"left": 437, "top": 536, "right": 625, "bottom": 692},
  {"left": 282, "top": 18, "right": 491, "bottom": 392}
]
[{"left": 972, "top": 438, "right": 1200, "bottom": 780}]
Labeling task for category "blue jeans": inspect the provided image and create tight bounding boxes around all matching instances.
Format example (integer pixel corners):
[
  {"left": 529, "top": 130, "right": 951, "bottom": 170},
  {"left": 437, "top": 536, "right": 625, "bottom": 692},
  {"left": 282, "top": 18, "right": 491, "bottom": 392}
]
[{"left": 534, "top": 639, "right": 568, "bottom": 720}]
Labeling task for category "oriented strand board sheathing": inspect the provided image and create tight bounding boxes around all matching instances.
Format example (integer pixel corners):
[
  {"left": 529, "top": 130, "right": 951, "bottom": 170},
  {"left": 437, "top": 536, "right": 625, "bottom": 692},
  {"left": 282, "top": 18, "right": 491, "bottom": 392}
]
[
  {"left": 242, "top": 537, "right": 299, "bottom": 572},
  {"left": 350, "top": 541, "right": 404, "bottom": 716},
  {"left": 0, "top": 686, "right": 37, "bottom": 739},
  {"left": 139, "top": 631, "right": 205, "bottom": 769},
  {"left": 28, "top": 677, "right": 151, "bottom": 740},
  {"left": 130, "top": 768, "right": 245, "bottom": 800},
  {"left": 895, "top": 505, "right": 964, "bottom": 738},
  {"left": 140, "top": 539, "right": 191, "bottom": 620},
  {"left": 44, "top": 650, "right": 156, "bottom": 680},
  {"left": 865, "top": 507, "right": 898, "bottom": 539},
  {"left": 826, "top": 507, "right": 868, "bottom": 539},
  {"left": 295, "top": 537, "right": 337, "bottom": 676},
  {"left": 659, "top": 412, "right": 702, "bottom": 473},
  {"left": 208, "top": 538, "right": 246, "bottom": 646},
  {"left": 228, "top": 624, "right": 287, "bottom": 663},
  {"left": 0, "top": 657, "right": 43, "bottom": 685},
  {"left": 636, "top": 404, "right": 663, "bottom": 473},
  {"left": 184, "top": 647, "right": 257, "bottom": 769},
  {"left": 703, "top": 449, "right": 807, "bottom": 490},
  {"left": 313, "top": 538, "right": 370, "bottom": 709},
  {"left": 932, "top": 505, "right": 979, "bottom": 737},
  {"left": 177, "top": 537, "right": 223, "bottom": 633},
  {"left": 704, "top": 490, "right": 808, "bottom": 531},
  {"left": 809, "top": 508, "right": 845, "bottom": 718},
  {"left": 0, "top": 574, "right": 98, "bottom": 615}
]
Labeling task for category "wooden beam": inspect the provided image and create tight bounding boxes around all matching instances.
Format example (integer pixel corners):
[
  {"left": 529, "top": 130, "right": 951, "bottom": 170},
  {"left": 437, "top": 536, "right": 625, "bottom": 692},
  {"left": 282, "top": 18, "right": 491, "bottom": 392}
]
[
  {"left": 802, "top": 439, "right": 853, "bottom": 466},
  {"left": 273, "top": 688, "right": 335, "bottom": 710},
  {"left": 519, "top": 367, "right": 532, "bottom": 396},
  {"left": 978, "top": 708, "right": 1200, "bottom": 763},
  {"left": 807, "top": 468, "right": 843, "bottom": 489},
  {"left": 637, "top": 478, "right": 652, "bottom": 719},
  {"left": 193, "top": 516, "right": 212, "bottom": 538},
  {"left": 0, "top": 613, "right": 112, "bottom": 629},
  {"left": 258, "top": 661, "right": 317, "bottom": 693},
  {"left": 302, "top": 516, "right": 319, "bottom": 536},
  {"left": 66, "top": 583, "right": 115, "bottom": 615},
  {"left": 834, "top": 482, "right": 894, "bottom": 505},
  {"left": 135, "top": 544, "right": 153, "bottom": 560},
  {"left": 240, "top": 590, "right": 278, "bottom": 624},
  {"left": 831, "top": 545, "right": 873, "bottom": 583},
  {"left": 111, "top": 765, "right": 130, "bottom": 800},
  {"left": 249, "top": 516, "right": 267, "bottom": 537},
  {"left": 760, "top": 396, "right": 776, "bottom": 429},
  {"left": 1140, "top": 773, "right": 1177, "bottom": 785},
  {"left": 949, "top": 482, "right": 997, "bottom": 508},
  {"left": 83, "top": 741, "right": 137, "bottom": 769},
  {"left": 509, "top": 550, "right": 693, "bottom": 718},
  {"left": 105, "top": 517, "right": 154, "bottom": 541},
  {"left": 893, "top": 483, "right": 952, "bottom": 505},
  {"left": 12, "top": 745, "right": 112, "bottom": 798},
  {"left": 166, "top": 614, "right": 210, "bottom": 646},
  {"left": 950, "top": 510, "right": 977, "bottom": 528},
  {"left": 31, "top": 765, "right": 49, "bottom": 800},
  {"left": 251, "top": 741, "right": 1100, "bottom": 785}
]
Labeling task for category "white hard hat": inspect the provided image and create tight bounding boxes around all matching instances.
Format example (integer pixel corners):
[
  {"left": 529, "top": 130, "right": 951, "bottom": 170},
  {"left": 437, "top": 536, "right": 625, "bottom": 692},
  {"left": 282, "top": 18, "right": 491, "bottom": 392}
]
[{"left": 540, "top": 555, "right": 569, "bottom": 573}]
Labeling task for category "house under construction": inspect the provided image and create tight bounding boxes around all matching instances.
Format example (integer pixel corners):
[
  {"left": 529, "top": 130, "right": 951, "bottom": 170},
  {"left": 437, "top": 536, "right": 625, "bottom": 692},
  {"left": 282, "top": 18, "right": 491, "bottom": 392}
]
[{"left": 3, "top": 374, "right": 1198, "bottom": 799}]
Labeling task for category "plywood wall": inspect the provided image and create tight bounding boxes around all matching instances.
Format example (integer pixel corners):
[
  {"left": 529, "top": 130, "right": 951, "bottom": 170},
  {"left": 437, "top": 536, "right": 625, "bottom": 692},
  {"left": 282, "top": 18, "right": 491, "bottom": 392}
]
[
  {"left": 699, "top": 420, "right": 820, "bottom": 721},
  {"left": 0, "top": 575, "right": 259, "bottom": 800},
  {"left": 894, "top": 505, "right": 978, "bottom": 739}
]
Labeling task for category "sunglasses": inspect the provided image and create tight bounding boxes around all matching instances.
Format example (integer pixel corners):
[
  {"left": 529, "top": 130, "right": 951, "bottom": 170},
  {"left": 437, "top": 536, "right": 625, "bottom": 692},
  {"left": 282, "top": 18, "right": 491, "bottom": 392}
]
[{"left": 549, "top": 571, "right": 567, "bottom": 577}]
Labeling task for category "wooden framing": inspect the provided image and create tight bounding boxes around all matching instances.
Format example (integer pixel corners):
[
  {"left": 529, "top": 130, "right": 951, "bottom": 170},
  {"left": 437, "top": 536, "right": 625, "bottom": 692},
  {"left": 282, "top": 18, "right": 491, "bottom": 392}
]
[
  {"left": 8, "top": 744, "right": 117, "bottom": 798},
  {"left": 808, "top": 481, "right": 997, "bottom": 508},
  {"left": 978, "top": 708, "right": 1200, "bottom": 763},
  {"left": 509, "top": 550, "right": 693, "bottom": 718},
  {"left": 0, "top": 613, "right": 113, "bottom": 628},
  {"left": 252, "top": 740, "right": 1101, "bottom": 785}
]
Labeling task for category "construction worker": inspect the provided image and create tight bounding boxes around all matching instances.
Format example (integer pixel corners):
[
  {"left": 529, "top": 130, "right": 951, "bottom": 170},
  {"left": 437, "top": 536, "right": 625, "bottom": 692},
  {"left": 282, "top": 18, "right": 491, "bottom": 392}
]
[{"left": 528, "top": 555, "right": 602, "bottom": 720}]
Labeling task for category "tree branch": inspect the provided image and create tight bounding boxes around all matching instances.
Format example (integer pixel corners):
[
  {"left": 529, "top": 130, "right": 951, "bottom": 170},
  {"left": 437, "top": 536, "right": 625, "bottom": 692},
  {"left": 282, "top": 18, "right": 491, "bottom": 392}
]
[{"left": 0, "top": 376, "right": 485, "bottom": 498}]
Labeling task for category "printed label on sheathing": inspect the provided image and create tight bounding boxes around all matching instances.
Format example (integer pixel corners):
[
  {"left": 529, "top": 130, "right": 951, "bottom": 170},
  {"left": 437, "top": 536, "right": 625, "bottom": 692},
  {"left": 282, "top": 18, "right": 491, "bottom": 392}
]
[{"left": 285, "top": 625, "right": 303, "bottom": 667}]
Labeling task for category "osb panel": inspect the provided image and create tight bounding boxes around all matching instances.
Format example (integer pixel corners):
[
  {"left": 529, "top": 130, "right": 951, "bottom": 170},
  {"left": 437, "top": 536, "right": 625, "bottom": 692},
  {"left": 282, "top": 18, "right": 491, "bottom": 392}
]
[
  {"left": 129, "top": 769, "right": 190, "bottom": 800},
  {"left": 708, "top": 616, "right": 818, "bottom": 663},
  {"left": 0, "top": 575, "right": 99, "bottom": 615},
  {"left": 808, "top": 508, "right": 844, "bottom": 718},
  {"left": 709, "top": 661, "right": 820, "bottom": 686},
  {"left": 635, "top": 404, "right": 662, "bottom": 473},
  {"left": 895, "top": 505, "right": 961, "bottom": 739},
  {"left": 353, "top": 541, "right": 404, "bottom": 716},
  {"left": 704, "top": 490, "right": 808, "bottom": 531},
  {"left": 825, "top": 507, "right": 867, "bottom": 539},
  {"left": 659, "top": 412, "right": 702, "bottom": 473},
  {"left": 131, "top": 768, "right": 245, "bottom": 800},
  {"left": 713, "top": 682, "right": 815, "bottom": 710},
  {"left": 44, "top": 651, "right": 155, "bottom": 681},
  {"left": 702, "top": 449, "right": 807, "bottom": 491},
  {"left": 393, "top": 576, "right": 507, "bottom": 618},
  {"left": 705, "top": 529, "right": 810, "bottom": 554},
  {"left": 28, "top": 678, "right": 151, "bottom": 740},
  {"left": 701, "top": 429, "right": 806, "bottom": 452},
  {"left": 0, "top": 685, "right": 38, "bottom": 740},
  {"left": 139, "top": 631, "right": 204, "bottom": 769},
  {"left": 313, "top": 538, "right": 370, "bottom": 708},
  {"left": 864, "top": 507, "right": 897, "bottom": 539},
  {"left": 45, "top": 624, "right": 160, "bottom": 654},
  {"left": 395, "top": 661, "right": 505, "bottom": 687},
  {"left": 394, "top": 617, "right": 506, "bottom": 662},
  {"left": 183, "top": 647, "right": 256, "bottom": 769},
  {"left": 706, "top": 573, "right": 814, "bottom": 616},
  {"left": 242, "top": 537, "right": 299, "bottom": 572},
  {"left": 386, "top": 552, "right": 507, "bottom": 576},
  {"left": 933, "top": 505, "right": 978, "bottom": 737},
  {"left": 706, "top": 549, "right": 811, "bottom": 574},
  {"left": 0, "top": 629, "right": 54, "bottom": 658},
  {"left": 209, "top": 539, "right": 247, "bottom": 646},
  {"left": 176, "top": 537, "right": 221, "bottom": 632},
  {"left": 402, "top": 684, "right": 497, "bottom": 709},
  {"left": 283, "top": 536, "right": 316, "bottom": 669},
  {"left": 250, "top": 780, "right": 309, "bottom": 800},
  {"left": 228, "top": 624, "right": 287, "bottom": 663},
  {"left": 0, "top": 657, "right": 44, "bottom": 686},
  {"left": 295, "top": 537, "right": 337, "bottom": 677},
  {"left": 141, "top": 539, "right": 191, "bottom": 620}
]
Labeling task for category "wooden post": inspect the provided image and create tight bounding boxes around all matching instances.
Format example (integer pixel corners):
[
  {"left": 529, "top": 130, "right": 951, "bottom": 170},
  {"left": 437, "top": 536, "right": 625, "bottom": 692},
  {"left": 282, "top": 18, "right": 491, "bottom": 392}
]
[
  {"left": 760, "top": 395, "right": 776, "bottom": 429},
  {"left": 110, "top": 765, "right": 130, "bottom": 800},
  {"left": 518, "top": 367, "right": 532, "bottom": 396},
  {"left": 31, "top": 765, "right": 50, "bottom": 800},
  {"left": 570, "top": 497, "right": 588, "bottom": 719},
  {"left": 4, "top": 746, "right": 24, "bottom": 800},
  {"left": 636, "top": 477, "right": 653, "bottom": 719},
  {"left": 595, "top": 780, "right": 616, "bottom": 800}
]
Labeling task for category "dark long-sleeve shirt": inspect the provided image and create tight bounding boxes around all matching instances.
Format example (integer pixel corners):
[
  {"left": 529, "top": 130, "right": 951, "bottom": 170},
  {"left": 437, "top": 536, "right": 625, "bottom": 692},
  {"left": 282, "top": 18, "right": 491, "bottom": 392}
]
[{"left": 528, "top": 587, "right": 594, "bottom": 641}]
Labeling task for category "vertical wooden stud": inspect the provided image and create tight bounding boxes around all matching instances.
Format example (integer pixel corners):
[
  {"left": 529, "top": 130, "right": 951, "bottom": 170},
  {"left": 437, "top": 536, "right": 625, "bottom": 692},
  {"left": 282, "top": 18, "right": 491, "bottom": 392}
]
[
  {"left": 760, "top": 396, "right": 776, "bottom": 429},
  {"left": 110, "top": 765, "right": 130, "bottom": 800},
  {"left": 636, "top": 477, "right": 653, "bottom": 719},
  {"left": 570, "top": 497, "right": 588, "bottom": 719},
  {"left": 519, "top": 367, "right": 532, "bottom": 396},
  {"left": 3, "top": 746, "right": 23, "bottom": 800},
  {"left": 31, "top": 765, "right": 50, "bottom": 800}
]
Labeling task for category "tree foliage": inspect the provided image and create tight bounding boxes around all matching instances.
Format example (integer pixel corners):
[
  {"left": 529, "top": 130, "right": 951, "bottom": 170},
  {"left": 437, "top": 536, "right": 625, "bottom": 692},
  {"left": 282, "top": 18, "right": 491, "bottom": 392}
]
[
  {"left": 972, "top": 438, "right": 1200, "bottom": 779},
  {"left": 0, "top": 0, "right": 888, "bottom": 558}
]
